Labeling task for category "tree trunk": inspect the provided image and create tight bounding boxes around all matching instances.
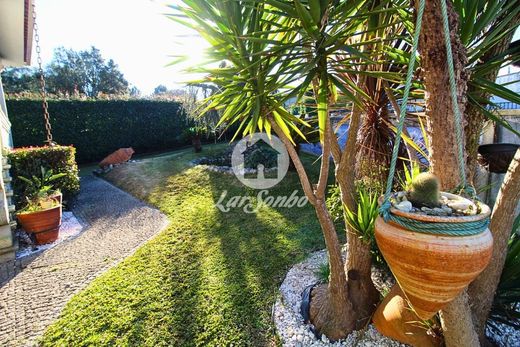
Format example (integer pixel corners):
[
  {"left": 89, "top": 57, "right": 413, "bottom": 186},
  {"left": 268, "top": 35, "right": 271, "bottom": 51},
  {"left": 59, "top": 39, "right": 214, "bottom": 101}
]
[
  {"left": 438, "top": 291, "right": 480, "bottom": 347},
  {"left": 334, "top": 85, "right": 379, "bottom": 329},
  {"left": 468, "top": 149, "right": 520, "bottom": 342},
  {"left": 419, "top": 0, "right": 469, "bottom": 189},
  {"left": 418, "top": 2, "right": 479, "bottom": 345},
  {"left": 345, "top": 231, "right": 380, "bottom": 329},
  {"left": 270, "top": 116, "right": 355, "bottom": 340},
  {"left": 310, "top": 200, "right": 355, "bottom": 339}
]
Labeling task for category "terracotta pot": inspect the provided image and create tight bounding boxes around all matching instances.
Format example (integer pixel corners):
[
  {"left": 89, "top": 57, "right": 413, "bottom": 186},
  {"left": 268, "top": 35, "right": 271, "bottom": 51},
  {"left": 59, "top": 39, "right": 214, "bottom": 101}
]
[
  {"left": 372, "top": 285, "right": 442, "bottom": 347},
  {"left": 478, "top": 143, "right": 519, "bottom": 173},
  {"left": 374, "top": 192, "right": 493, "bottom": 320},
  {"left": 17, "top": 205, "right": 62, "bottom": 245}
]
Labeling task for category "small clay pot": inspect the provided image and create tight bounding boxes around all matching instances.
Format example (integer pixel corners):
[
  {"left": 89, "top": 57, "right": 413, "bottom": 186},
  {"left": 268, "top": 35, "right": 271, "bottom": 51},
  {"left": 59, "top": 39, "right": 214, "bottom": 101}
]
[
  {"left": 374, "top": 192, "right": 493, "bottom": 320},
  {"left": 17, "top": 205, "right": 62, "bottom": 245}
]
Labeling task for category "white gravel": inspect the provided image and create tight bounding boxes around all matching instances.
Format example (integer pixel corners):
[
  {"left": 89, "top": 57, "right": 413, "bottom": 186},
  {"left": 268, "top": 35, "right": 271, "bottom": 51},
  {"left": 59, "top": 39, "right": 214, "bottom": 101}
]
[
  {"left": 487, "top": 320, "right": 520, "bottom": 347},
  {"left": 273, "top": 250, "right": 406, "bottom": 347}
]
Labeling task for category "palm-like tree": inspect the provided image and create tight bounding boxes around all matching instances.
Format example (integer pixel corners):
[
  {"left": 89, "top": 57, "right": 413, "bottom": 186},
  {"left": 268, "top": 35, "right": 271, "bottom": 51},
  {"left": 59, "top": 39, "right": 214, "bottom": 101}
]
[{"left": 170, "top": 0, "right": 404, "bottom": 339}]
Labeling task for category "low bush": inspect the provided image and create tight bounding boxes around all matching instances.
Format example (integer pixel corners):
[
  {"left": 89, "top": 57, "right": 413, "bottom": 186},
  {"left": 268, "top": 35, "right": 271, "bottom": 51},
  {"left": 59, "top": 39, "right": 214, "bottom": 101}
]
[
  {"left": 6, "top": 99, "right": 191, "bottom": 163},
  {"left": 8, "top": 145, "right": 80, "bottom": 207}
]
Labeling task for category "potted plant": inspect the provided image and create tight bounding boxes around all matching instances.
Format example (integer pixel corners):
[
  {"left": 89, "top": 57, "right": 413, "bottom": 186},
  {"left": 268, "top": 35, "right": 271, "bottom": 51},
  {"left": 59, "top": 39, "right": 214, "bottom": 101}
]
[
  {"left": 16, "top": 167, "right": 65, "bottom": 245},
  {"left": 186, "top": 126, "right": 204, "bottom": 153},
  {"left": 373, "top": 173, "right": 493, "bottom": 325},
  {"left": 478, "top": 143, "right": 520, "bottom": 173}
]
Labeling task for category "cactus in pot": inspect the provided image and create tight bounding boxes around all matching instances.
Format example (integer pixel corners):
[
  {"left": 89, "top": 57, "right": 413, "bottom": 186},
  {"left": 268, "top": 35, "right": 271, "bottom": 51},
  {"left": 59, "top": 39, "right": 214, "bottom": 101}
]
[{"left": 407, "top": 172, "right": 441, "bottom": 208}]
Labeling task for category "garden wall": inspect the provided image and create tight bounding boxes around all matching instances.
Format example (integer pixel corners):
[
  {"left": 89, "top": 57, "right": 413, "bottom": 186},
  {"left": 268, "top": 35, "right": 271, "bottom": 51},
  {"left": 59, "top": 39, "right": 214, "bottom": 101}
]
[{"left": 6, "top": 99, "right": 191, "bottom": 163}]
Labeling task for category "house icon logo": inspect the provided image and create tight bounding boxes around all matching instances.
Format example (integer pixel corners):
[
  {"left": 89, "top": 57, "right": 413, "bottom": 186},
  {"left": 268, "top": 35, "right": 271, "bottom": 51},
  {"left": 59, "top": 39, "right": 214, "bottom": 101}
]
[{"left": 231, "top": 133, "right": 290, "bottom": 189}]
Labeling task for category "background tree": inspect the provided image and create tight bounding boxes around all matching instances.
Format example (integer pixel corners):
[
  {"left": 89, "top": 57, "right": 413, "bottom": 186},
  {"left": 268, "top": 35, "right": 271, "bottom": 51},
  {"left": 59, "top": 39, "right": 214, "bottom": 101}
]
[
  {"left": 153, "top": 84, "right": 168, "bottom": 95},
  {"left": 129, "top": 86, "right": 141, "bottom": 98},
  {"left": 45, "top": 46, "right": 129, "bottom": 97},
  {"left": 0, "top": 67, "right": 39, "bottom": 94}
]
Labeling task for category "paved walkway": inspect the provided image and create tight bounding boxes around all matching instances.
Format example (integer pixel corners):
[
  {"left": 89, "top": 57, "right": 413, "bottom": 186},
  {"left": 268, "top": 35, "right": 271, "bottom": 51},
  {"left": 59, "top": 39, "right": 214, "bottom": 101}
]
[{"left": 0, "top": 176, "right": 169, "bottom": 346}]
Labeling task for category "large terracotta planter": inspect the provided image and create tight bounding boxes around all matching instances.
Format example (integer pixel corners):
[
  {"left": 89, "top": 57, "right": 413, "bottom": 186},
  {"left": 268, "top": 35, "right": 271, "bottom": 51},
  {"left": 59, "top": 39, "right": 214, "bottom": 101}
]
[
  {"left": 17, "top": 205, "right": 62, "bottom": 245},
  {"left": 374, "top": 192, "right": 493, "bottom": 320}
]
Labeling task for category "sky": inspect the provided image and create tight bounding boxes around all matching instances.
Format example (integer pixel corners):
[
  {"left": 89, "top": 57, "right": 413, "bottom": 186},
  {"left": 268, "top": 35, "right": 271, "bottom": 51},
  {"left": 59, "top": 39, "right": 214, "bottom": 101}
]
[
  {"left": 33, "top": 1, "right": 519, "bottom": 95},
  {"left": 32, "top": 0, "right": 208, "bottom": 95}
]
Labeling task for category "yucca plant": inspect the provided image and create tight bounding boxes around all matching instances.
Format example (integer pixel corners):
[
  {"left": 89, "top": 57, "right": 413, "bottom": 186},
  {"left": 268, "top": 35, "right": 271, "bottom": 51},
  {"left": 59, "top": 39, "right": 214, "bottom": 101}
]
[
  {"left": 449, "top": 1, "right": 520, "bottom": 178},
  {"left": 18, "top": 167, "right": 65, "bottom": 201},
  {"left": 397, "top": 160, "right": 422, "bottom": 191},
  {"left": 170, "top": 0, "right": 403, "bottom": 340},
  {"left": 343, "top": 186, "right": 378, "bottom": 243}
]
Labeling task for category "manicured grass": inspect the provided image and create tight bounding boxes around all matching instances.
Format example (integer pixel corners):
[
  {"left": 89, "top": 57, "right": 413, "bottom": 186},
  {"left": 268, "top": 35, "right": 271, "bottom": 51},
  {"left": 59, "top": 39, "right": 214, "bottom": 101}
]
[{"left": 41, "top": 144, "right": 339, "bottom": 346}]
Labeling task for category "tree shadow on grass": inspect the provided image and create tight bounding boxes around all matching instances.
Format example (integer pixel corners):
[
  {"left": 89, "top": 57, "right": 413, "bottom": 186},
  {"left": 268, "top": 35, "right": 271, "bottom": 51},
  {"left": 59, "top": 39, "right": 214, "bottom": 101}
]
[
  {"left": 46, "top": 147, "right": 341, "bottom": 347},
  {"left": 192, "top": 163, "right": 330, "bottom": 345}
]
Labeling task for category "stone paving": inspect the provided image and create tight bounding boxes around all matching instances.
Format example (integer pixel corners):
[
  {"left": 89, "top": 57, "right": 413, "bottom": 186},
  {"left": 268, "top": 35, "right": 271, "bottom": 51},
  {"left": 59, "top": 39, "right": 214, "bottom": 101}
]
[{"left": 0, "top": 176, "right": 169, "bottom": 346}]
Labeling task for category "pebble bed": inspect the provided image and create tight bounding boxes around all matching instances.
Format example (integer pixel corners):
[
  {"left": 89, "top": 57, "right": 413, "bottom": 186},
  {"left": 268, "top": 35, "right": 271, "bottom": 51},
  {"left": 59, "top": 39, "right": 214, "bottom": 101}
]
[
  {"left": 486, "top": 322, "right": 520, "bottom": 347},
  {"left": 273, "top": 250, "right": 406, "bottom": 347}
]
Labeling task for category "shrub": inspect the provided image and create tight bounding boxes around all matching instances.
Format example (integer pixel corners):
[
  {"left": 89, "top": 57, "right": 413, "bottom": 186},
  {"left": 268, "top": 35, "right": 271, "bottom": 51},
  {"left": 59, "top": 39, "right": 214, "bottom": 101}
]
[
  {"left": 8, "top": 145, "right": 80, "bottom": 207},
  {"left": 6, "top": 99, "right": 191, "bottom": 163}
]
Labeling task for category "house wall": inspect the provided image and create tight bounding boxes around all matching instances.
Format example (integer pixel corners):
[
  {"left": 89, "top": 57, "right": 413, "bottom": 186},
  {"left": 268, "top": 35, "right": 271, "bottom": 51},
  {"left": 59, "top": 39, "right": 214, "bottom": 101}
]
[{"left": 0, "top": 67, "right": 16, "bottom": 263}]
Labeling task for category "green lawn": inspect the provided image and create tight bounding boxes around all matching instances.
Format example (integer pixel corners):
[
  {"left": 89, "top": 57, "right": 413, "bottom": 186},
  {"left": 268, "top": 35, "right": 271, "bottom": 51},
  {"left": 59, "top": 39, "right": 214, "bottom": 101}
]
[{"left": 41, "top": 144, "right": 340, "bottom": 346}]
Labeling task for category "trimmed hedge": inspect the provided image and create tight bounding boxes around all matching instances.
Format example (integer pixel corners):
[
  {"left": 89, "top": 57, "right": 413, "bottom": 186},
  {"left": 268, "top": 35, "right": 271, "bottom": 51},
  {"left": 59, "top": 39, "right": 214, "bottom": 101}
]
[
  {"left": 8, "top": 145, "right": 80, "bottom": 207},
  {"left": 6, "top": 99, "right": 191, "bottom": 163}
]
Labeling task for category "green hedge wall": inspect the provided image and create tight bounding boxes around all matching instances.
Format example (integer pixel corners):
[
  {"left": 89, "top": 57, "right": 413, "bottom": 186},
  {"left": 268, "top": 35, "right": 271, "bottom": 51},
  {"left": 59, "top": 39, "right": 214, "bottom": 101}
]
[
  {"left": 8, "top": 145, "right": 80, "bottom": 207},
  {"left": 7, "top": 99, "right": 190, "bottom": 163}
]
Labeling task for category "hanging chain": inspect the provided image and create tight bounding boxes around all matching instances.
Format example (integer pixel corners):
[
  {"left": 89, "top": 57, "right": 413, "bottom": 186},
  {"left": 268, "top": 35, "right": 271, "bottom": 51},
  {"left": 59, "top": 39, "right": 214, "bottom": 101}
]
[{"left": 32, "top": 2, "right": 54, "bottom": 146}]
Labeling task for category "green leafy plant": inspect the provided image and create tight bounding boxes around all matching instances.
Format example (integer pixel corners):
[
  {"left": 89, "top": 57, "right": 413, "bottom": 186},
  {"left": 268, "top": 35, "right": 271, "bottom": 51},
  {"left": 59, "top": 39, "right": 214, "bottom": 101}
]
[
  {"left": 9, "top": 145, "right": 80, "bottom": 207},
  {"left": 18, "top": 166, "right": 65, "bottom": 199},
  {"left": 488, "top": 214, "right": 520, "bottom": 332},
  {"left": 17, "top": 167, "right": 65, "bottom": 214},
  {"left": 316, "top": 262, "right": 331, "bottom": 283},
  {"left": 343, "top": 186, "right": 379, "bottom": 243},
  {"left": 185, "top": 126, "right": 206, "bottom": 138},
  {"left": 398, "top": 160, "right": 422, "bottom": 191}
]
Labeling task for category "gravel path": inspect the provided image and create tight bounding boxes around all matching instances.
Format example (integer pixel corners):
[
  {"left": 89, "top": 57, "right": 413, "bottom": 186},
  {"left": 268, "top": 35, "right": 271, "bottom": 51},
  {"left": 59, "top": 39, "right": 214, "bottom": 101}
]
[{"left": 0, "top": 176, "right": 169, "bottom": 346}]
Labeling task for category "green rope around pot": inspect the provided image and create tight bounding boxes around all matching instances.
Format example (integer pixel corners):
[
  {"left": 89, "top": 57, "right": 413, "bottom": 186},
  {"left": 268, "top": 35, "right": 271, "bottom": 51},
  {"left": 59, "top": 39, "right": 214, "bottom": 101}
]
[
  {"left": 384, "top": 214, "right": 490, "bottom": 236},
  {"left": 379, "top": 0, "right": 490, "bottom": 236}
]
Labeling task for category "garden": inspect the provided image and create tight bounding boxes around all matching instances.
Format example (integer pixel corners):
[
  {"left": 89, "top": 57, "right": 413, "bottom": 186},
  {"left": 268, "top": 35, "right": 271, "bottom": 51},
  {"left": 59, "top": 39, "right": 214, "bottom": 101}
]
[{"left": 1, "top": 0, "right": 520, "bottom": 347}]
